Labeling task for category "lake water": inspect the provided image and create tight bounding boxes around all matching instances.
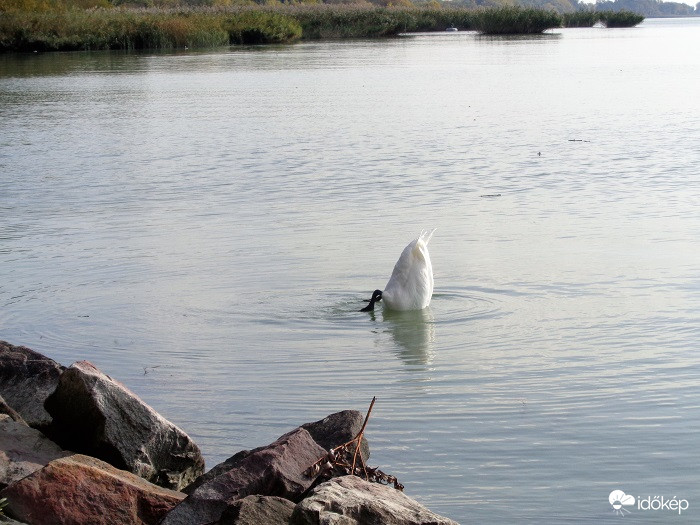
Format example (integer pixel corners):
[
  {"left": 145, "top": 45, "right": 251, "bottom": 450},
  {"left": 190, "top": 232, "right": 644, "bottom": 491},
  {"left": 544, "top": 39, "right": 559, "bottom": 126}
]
[{"left": 2, "top": 17, "right": 700, "bottom": 523}]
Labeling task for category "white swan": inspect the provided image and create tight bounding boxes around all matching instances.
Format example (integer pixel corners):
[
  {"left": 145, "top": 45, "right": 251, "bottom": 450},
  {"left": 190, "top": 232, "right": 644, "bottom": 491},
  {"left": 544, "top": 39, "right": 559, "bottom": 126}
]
[{"left": 361, "top": 229, "right": 436, "bottom": 312}]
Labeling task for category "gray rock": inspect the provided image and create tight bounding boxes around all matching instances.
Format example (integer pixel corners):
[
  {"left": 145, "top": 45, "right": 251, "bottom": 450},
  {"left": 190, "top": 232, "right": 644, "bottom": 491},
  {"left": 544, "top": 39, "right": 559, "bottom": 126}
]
[
  {"left": 0, "top": 394, "right": 26, "bottom": 425},
  {"left": 163, "top": 428, "right": 325, "bottom": 525},
  {"left": 44, "top": 360, "right": 204, "bottom": 491},
  {"left": 301, "top": 410, "right": 369, "bottom": 463},
  {"left": 0, "top": 341, "right": 64, "bottom": 430},
  {"left": 186, "top": 410, "right": 368, "bottom": 495},
  {"left": 183, "top": 449, "right": 253, "bottom": 495},
  {"left": 216, "top": 495, "right": 295, "bottom": 525},
  {"left": 0, "top": 414, "right": 71, "bottom": 489},
  {"left": 291, "top": 475, "right": 459, "bottom": 525},
  {"left": 0, "top": 517, "right": 29, "bottom": 525}
]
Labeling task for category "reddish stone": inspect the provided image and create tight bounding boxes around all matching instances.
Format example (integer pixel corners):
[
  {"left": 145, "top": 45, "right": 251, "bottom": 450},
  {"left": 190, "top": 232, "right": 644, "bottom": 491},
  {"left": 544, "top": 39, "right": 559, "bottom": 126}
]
[{"left": 1, "top": 454, "right": 185, "bottom": 525}]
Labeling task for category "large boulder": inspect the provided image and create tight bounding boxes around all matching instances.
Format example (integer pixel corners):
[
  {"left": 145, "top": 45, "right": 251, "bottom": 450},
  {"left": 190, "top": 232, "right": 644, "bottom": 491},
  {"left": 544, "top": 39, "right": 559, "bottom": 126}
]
[
  {"left": 291, "top": 475, "right": 459, "bottom": 525},
  {"left": 0, "top": 415, "right": 71, "bottom": 489},
  {"left": 0, "top": 454, "right": 185, "bottom": 525},
  {"left": 162, "top": 428, "right": 325, "bottom": 525},
  {"left": 44, "top": 360, "right": 204, "bottom": 491},
  {"left": 186, "top": 410, "right": 368, "bottom": 496},
  {"left": 216, "top": 495, "right": 295, "bottom": 525},
  {"left": 0, "top": 341, "right": 64, "bottom": 430}
]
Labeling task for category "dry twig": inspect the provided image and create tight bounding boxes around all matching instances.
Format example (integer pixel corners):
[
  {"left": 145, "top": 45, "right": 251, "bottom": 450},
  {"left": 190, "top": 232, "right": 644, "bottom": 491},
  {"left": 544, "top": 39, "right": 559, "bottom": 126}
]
[{"left": 305, "top": 397, "right": 404, "bottom": 491}]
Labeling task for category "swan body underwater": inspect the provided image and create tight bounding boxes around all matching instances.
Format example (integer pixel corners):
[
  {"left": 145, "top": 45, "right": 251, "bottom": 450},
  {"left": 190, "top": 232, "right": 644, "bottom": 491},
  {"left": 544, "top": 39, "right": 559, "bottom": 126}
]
[{"left": 361, "top": 229, "right": 436, "bottom": 312}]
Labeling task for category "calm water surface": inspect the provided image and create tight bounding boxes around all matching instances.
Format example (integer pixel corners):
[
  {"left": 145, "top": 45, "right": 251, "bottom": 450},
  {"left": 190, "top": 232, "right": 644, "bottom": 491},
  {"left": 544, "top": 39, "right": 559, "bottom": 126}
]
[{"left": 2, "top": 18, "right": 700, "bottom": 523}]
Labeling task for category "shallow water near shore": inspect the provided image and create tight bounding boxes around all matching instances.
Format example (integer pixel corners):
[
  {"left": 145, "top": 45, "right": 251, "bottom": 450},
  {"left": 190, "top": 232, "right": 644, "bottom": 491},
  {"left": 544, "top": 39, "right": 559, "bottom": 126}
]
[{"left": 2, "top": 17, "right": 700, "bottom": 523}]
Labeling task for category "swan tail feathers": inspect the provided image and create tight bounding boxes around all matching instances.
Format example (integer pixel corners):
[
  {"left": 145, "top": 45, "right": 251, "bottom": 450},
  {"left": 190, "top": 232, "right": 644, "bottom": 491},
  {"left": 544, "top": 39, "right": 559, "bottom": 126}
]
[{"left": 419, "top": 228, "right": 436, "bottom": 245}]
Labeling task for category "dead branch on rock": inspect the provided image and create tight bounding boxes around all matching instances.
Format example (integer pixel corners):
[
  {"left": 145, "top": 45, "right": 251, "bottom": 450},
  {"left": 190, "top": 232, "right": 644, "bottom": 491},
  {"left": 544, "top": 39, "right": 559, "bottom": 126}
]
[{"left": 305, "top": 397, "right": 404, "bottom": 491}]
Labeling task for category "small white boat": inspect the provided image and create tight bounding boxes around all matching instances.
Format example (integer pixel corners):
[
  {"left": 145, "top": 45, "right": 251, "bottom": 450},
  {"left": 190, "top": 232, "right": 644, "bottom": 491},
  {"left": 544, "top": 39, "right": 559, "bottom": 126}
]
[{"left": 446, "top": 26, "right": 458, "bottom": 32}]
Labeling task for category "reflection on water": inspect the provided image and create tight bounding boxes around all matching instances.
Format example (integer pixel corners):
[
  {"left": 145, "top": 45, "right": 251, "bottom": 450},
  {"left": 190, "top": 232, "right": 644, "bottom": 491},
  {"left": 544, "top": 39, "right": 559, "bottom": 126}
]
[
  {"left": 2, "top": 17, "right": 700, "bottom": 525},
  {"left": 382, "top": 308, "right": 436, "bottom": 366}
]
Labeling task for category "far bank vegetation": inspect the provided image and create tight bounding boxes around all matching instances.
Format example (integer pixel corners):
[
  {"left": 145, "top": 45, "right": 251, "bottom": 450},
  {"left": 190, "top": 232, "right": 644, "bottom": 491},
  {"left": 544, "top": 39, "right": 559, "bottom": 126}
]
[{"left": 1, "top": 0, "right": 651, "bottom": 53}]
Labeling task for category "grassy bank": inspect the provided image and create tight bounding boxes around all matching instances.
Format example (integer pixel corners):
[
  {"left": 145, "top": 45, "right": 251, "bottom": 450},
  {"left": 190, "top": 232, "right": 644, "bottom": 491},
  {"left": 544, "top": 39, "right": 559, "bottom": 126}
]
[
  {"left": 0, "top": 5, "right": 645, "bottom": 53},
  {"left": 0, "top": 5, "right": 482, "bottom": 51}
]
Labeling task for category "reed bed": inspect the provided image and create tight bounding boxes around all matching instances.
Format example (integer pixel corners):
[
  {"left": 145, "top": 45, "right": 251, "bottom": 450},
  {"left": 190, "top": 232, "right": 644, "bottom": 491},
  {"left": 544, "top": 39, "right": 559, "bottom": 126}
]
[
  {"left": 0, "top": 5, "right": 645, "bottom": 52},
  {"left": 284, "top": 5, "right": 417, "bottom": 40},
  {"left": 562, "top": 11, "right": 599, "bottom": 28},
  {"left": 283, "top": 5, "right": 480, "bottom": 39},
  {"left": 562, "top": 10, "right": 644, "bottom": 28},
  {"left": 598, "top": 10, "right": 645, "bottom": 28},
  {"left": 472, "top": 6, "right": 562, "bottom": 35}
]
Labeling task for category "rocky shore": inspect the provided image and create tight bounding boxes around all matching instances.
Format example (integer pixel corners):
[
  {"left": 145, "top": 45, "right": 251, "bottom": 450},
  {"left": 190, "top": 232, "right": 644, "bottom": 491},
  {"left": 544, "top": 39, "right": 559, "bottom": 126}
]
[{"left": 0, "top": 340, "right": 458, "bottom": 525}]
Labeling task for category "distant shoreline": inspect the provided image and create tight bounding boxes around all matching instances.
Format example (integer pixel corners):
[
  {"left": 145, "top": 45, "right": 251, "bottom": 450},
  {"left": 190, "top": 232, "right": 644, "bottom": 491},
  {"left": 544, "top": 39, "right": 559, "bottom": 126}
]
[{"left": 0, "top": 5, "right": 645, "bottom": 53}]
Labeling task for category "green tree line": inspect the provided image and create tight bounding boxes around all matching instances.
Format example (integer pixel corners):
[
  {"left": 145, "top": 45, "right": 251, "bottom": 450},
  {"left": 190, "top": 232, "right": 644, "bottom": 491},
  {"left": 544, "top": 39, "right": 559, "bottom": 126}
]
[{"left": 594, "top": 0, "right": 696, "bottom": 16}]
